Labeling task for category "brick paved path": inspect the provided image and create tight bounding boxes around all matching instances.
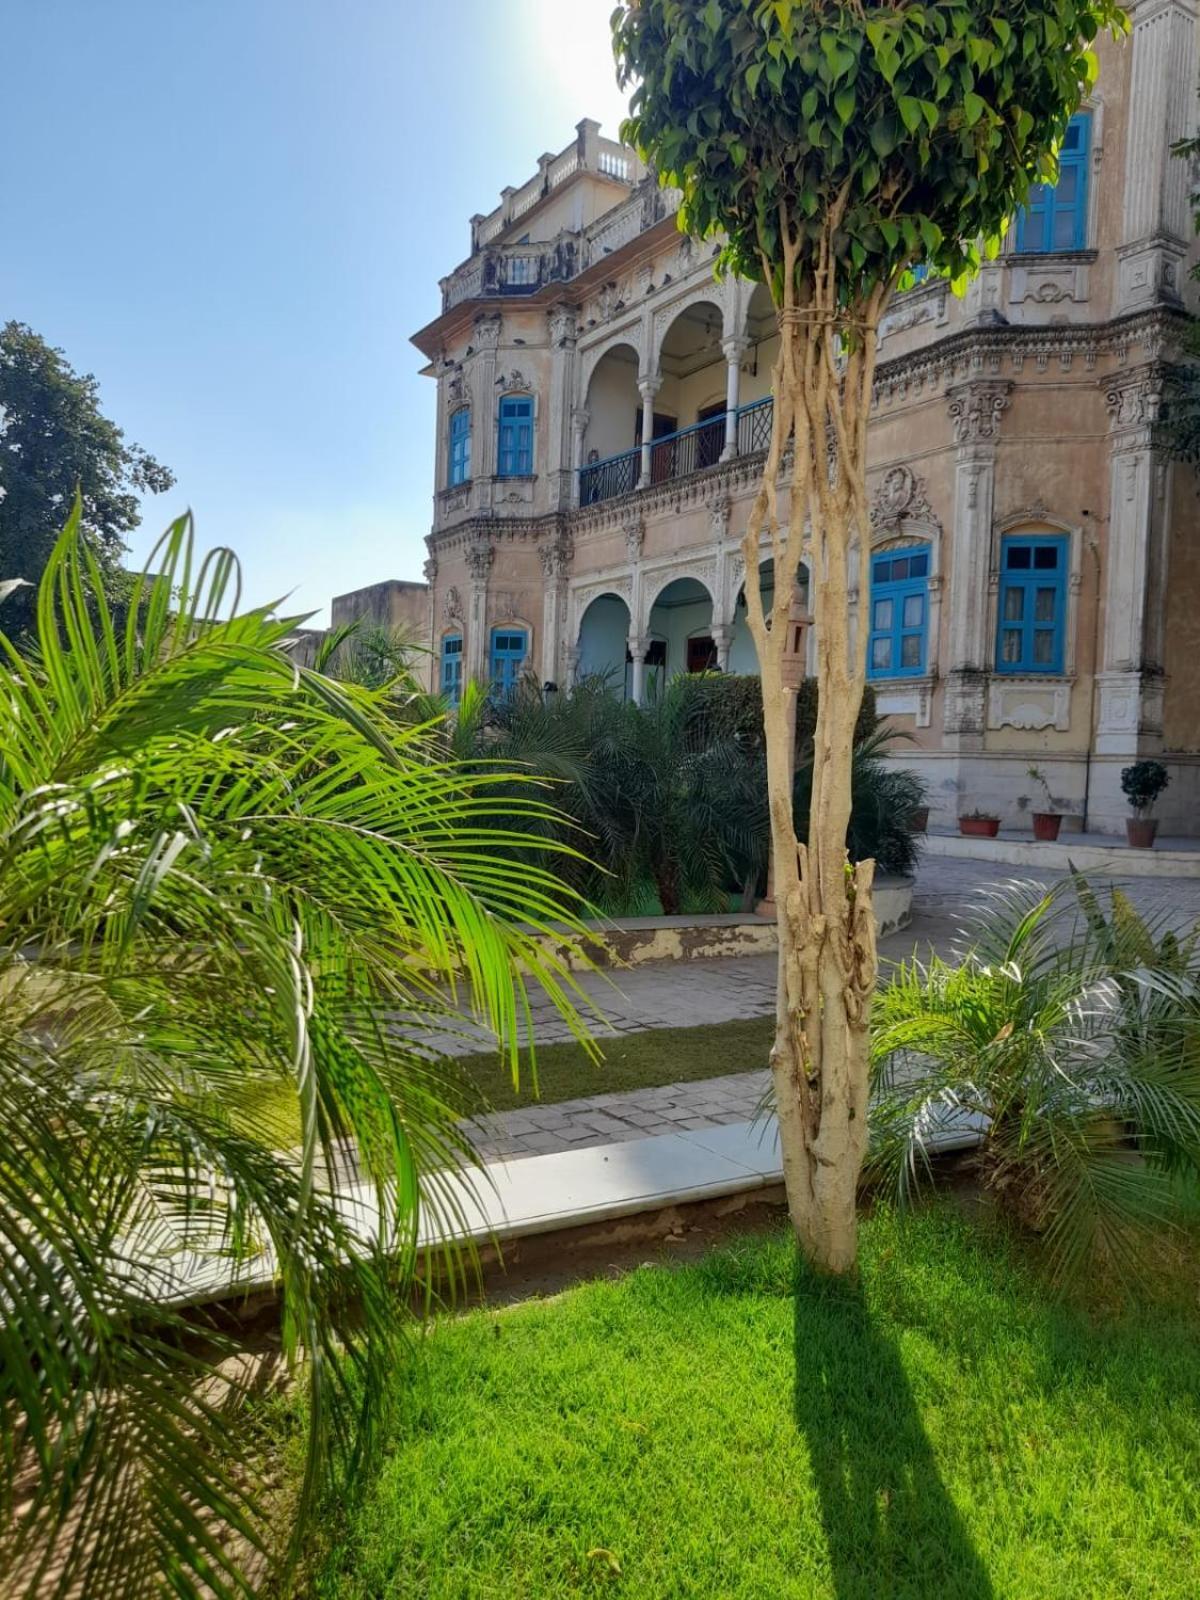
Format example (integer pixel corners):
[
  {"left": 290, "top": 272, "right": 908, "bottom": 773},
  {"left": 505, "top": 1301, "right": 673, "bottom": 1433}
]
[{"left": 464, "top": 858, "right": 1200, "bottom": 1163}]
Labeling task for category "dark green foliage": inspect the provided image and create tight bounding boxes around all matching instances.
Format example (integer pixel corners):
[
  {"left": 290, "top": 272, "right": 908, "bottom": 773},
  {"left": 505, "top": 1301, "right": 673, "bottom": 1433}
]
[
  {"left": 870, "top": 875, "right": 1200, "bottom": 1283},
  {"left": 1121, "top": 759, "right": 1170, "bottom": 816},
  {"left": 0, "top": 323, "right": 173, "bottom": 631},
  {"left": 796, "top": 724, "right": 925, "bottom": 877},
  {"left": 612, "top": 0, "right": 1125, "bottom": 300}
]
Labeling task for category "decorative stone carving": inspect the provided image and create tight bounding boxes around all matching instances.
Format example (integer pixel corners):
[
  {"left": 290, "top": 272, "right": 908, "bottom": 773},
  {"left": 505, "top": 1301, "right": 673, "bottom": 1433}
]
[
  {"left": 708, "top": 499, "right": 731, "bottom": 542},
  {"left": 623, "top": 516, "right": 645, "bottom": 562},
  {"left": 547, "top": 306, "right": 578, "bottom": 346},
  {"left": 497, "top": 368, "right": 532, "bottom": 394},
  {"left": 464, "top": 537, "right": 494, "bottom": 584},
  {"left": 442, "top": 585, "right": 462, "bottom": 623},
  {"left": 439, "top": 485, "right": 471, "bottom": 515},
  {"left": 947, "top": 381, "right": 1012, "bottom": 445},
  {"left": 423, "top": 556, "right": 438, "bottom": 585},
  {"left": 987, "top": 679, "right": 1072, "bottom": 733},
  {"left": 869, "top": 466, "right": 935, "bottom": 535},
  {"left": 445, "top": 370, "right": 469, "bottom": 409},
  {"left": 472, "top": 313, "right": 501, "bottom": 350},
  {"left": 1104, "top": 369, "right": 1163, "bottom": 431},
  {"left": 538, "top": 534, "right": 574, "bottom": 580}
]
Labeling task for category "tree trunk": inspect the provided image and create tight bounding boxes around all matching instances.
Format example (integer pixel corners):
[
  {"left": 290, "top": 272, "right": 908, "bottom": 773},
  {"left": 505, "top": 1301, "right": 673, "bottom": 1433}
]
[{"left": 742, "top": 227, "right": 888, "bottom": 1275}]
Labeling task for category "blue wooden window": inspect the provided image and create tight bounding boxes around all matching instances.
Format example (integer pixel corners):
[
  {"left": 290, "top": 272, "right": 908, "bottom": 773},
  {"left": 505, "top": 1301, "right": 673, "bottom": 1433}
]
[
  {"left": 867, "top": 545, "right": 930, "bottom": 679},
  {"left": 497, "top": 396, "right": 533, "bottom": 477},
  {"left": 1016, "top": 112, "right": 1091, "bottom": 254},
  {"left": 440, "top": 634, "right": 463, "bottom": 705},
  {"left": 489, "top": 628, "right": 527, "bottom": 698},
  {"left": 995, "top": 535, "right": 1067, "bottom": 675},
  {"left": 448, "top": 407, "right": 471, "bottom": 487}
]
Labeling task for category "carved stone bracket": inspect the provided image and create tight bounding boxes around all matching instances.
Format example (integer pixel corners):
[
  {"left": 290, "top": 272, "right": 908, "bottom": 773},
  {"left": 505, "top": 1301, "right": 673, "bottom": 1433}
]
[
  {"left": 442, "top": 585, "right": 462, "bottom": 624},
  {"left": 538, "top": 534, "right": 574, "bottom": 581},
  {"left": 464, "top": 536, "right": 494, "bottom": 584},
  {"left": 946, "top": 380, "right": 1012, "bottom": 445},
  {"left": 869, "top": 465, "right": 938, "bottom": 538},
  {"left": 623, "top": 516, "right": 645, "bottom": 562}
]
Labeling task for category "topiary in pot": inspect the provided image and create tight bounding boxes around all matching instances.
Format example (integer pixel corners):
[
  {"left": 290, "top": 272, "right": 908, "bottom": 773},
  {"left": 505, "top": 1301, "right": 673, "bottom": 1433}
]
[{"left": 1121, "top": 760, "right": 1169, "bottom": 848}]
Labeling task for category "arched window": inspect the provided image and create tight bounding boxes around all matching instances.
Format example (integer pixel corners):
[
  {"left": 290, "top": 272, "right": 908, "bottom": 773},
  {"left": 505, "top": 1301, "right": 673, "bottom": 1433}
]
[
  {"left": 489, "top": 627, "right": 528, "bottom": 699},
  {"left": 440, "top": 634, "right": 463, "bottom": 706},
  {"left": 868, "top": 545, "right": 930, "bottom": 679},
  {"left": 497, "top": 396, "right": 534, "bottom": 477},
  {"left": 448, "top": 408, "right": 471, "bottom": 488},
  {"left": 1016, "top": 111, "right": 1092, "bottom": 254},
  {"left": 995, "top": 534, "right": 1067, "bottom": 674}
]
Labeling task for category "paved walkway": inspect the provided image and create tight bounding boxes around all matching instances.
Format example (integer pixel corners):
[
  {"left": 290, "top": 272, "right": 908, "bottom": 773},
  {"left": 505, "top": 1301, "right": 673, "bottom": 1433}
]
[{"left": 465, "top": 858, "right": 1200, "bottom": 1164}]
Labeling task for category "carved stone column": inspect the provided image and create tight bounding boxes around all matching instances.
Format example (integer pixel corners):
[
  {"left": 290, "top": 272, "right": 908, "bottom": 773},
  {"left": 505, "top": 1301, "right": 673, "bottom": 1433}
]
[
  {"left": 546, "top": 307, "right": 579, "bottom": 511},
  {"left": 464, "top": 534, "right": 493, "bottom": 685},
  {"left": 711, "top": 624, "right": 732, "bottom": 670},
  {"left": 422, "top": 552, "right": 439, "bottom": 692},
  {"left": 942, "top": 380, "right": 1012, "bottom": 752},
  {"left": 1096, "top": 368, "right": 1170, "bottom": 758},
  {"left": 720, "top": 337, "right": 749, "bottom": 460},
  {"left": 538, "top": 531, "right": 573, "bottom": 686},
  {"left": 570, "top": 407, "right": 589, "bottom": 510},
  {"left": 1115, "top": 0, "right": 1197, "bottom": 313},
  {"left": 637, "top": 376, "right": 661, "bottom": 488},
  {"left": 628, "top": 635, "right": 647, "bottom": 705},
  {"left": 472, "top": 314, "right": 502, "bottom": 508}
]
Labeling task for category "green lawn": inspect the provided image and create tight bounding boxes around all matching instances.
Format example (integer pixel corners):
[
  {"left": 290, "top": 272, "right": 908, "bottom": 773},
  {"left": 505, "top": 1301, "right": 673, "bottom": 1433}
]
[
  {"left": 303, "top": 1204, "right": 1200, "bottom": 1600},
  {"left": 244, "top": 1016, "right": 774, "bottom": 1144}
]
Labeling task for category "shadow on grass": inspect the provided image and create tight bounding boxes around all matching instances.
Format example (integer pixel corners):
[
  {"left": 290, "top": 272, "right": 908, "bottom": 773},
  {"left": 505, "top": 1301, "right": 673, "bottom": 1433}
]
[{"left": 793, "top": 1258, "right": 994, "bottom": 1600}]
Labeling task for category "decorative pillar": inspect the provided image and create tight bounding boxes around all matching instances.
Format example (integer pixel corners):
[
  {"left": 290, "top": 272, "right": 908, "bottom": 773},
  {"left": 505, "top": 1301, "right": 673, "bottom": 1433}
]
[
  {"left": 624, "top": 516, "right": 645, "bottom": 694},
  {"left": 942, "top": 381, "right": 1012, "bottom": 755},
  {"left": 570, "top": 407, "right": 589, "bottom": 510},
  {"left": 1115, "top": 0, "right": 1197, "bottom": 313},
  {"left": 547, "top": 307, "right": 579, "bottom": 511},
  {"left": 1095, "top": 369, "right": 1170, "bottom": 759},
  {"left": 720, "top": 337, "right": 749, "bottom": 460},
  {"left": 538, "top": 532, "right": 573, "bottom": 686},
  {"left": 711, "top": 624, "right": 732, "bottom": 670},
  {"left": 628, "top": 636, "right": 648, "bottom": 705},
  {"left": 472, "top": 314, "right": 502, "bottom": 508},
  {"left": 422, "top": 552, "right": 439, "bottom": 693},
  {"left": 638, "top": 376, "right": 661, "bottom": 488},
  {"left": 464, "top": 534, "right": 493, "bottom": 685}
]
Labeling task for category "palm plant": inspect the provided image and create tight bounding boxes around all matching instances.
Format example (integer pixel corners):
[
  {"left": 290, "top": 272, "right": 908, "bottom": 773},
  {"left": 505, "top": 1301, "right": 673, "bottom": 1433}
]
[
  {"left": 794, "top": 724, "right": 925, "bottom": 879},
  {"left": 0, "top": 507, "right": 598, "bottom": 1599},
  {"left": 868, "top": 875, "right": 1200, "bottom": 1283}
]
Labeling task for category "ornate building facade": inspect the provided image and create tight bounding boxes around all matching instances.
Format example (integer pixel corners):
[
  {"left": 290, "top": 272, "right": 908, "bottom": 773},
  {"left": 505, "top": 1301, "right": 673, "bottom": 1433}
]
[{"left": 410, "top": 10, "right": 1200, "bottom": 833}]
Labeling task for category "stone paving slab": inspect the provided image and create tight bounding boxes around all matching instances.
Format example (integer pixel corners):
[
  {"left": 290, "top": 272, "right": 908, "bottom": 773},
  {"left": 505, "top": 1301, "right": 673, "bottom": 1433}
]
[{"left": 462, "top": 858, "right": 1200, "bottom": 1164}]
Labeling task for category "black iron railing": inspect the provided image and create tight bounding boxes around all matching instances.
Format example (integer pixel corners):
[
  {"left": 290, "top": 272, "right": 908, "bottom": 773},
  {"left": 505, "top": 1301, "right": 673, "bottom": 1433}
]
[
  {"left": 735, "top": 396, "right": 774, "bottom": 455},
  {"left": 579, "top": 447, "right": 640, "bottom": 505}
]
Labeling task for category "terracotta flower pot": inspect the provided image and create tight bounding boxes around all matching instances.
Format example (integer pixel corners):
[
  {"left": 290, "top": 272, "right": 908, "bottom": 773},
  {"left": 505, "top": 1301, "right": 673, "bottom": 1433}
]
[
  {"left": 1126, "top": 816, "right": 1158, "bottom": 849},
  {"left": 1032, "top": 812, "right": 1062, "bottom": 842},
  {"left": 908, "top": 806, "right": 929, "bottom": 835},
  {"left": 959, "top": 816, "right": 1000, "bottom": 838}
]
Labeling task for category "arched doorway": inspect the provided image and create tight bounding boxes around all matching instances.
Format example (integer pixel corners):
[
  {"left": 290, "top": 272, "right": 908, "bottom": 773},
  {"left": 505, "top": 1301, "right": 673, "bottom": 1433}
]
[
  {"left": 645, "top": 576, "right": 716, "bottom": 694},
  {"left": 652, "top": 301, "right": 726, "bottom": 480},
  {"left": 576, "top": 593, "right": 633, "bottom": 696},
  {"left": 581, "top": 343, "right": 640, "bottom": 504}
]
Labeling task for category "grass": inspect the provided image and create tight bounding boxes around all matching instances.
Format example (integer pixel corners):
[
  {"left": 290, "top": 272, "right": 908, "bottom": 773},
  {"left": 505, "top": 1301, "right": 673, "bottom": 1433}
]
[
  {"left": 243, "top": 1015, "right": 774, "bottom": 1144},
  {"left": 299, "top": 1203, "right": 1200, "bottom": 1599}
]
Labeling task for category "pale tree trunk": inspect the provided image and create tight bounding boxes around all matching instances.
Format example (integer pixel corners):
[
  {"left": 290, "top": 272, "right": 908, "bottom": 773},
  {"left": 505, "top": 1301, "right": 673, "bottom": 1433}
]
[{"left": 743, "top": 210, "right": 890, "bottom": 1275}]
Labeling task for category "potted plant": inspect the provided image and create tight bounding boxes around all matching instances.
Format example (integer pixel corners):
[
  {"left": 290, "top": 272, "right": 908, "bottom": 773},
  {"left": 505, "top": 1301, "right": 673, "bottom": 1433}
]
[
  {"left": 907, "top": 803, "right": 929, "bottom": 834},
  {"left": 959, "top": 808, "right": 1000, "bottom": 839},
  {"left": 1121, "top": 760, "right": 1169, "bottom": 848},
  {"left": 1026, "top": 766, "right": 1063, "bottom": 843}
]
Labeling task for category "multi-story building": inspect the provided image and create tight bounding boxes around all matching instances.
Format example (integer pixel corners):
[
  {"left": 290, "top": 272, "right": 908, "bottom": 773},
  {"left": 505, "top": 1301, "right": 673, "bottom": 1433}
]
[{"left": 410, "top": 8, "right": 1200, "bottom": 833}]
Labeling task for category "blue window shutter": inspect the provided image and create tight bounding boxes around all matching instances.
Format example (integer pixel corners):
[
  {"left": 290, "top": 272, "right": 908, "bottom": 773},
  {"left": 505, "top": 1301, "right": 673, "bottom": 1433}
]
[
  {"left": 489, "top": 628, "right": 528, "bottom": 698},
  {"left": 497, "top": 396, "right": 534, "bottom": 477},
  {"left": 1015, "top": 112, "right": 1090, "bottom": 254},
  {"left": 994, "top": 535, "right": 1068, "bottom": 674},
  {"left": 448, "top": 408, "right": 471, "bottom": 488},
  {"left": 440, "top": 634, "right": 463, "bottom": 705},
  {"left": 866, "top": 545, "right": 930, "bottom": 681}
]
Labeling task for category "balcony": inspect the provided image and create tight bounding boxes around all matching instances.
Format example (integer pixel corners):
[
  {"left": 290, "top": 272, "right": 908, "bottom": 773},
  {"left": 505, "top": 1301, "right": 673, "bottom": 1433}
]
[{"left": 578, "top": 398, "right": 775, "bottom": 507}]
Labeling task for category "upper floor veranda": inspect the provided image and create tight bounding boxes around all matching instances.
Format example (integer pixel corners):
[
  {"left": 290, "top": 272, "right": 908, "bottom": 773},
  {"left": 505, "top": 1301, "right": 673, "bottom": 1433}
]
[{"left": 411, "top": 14, "right": 1200, "bottom": 544}]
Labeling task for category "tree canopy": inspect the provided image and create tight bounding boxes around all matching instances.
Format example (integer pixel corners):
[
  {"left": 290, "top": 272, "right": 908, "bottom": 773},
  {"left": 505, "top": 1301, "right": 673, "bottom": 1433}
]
[
  {"left": 613, "top": 0, "right": 1125, "bottom": 302},
  {"left": 0, "top": 322, "right": 173, "bottom": 629}
]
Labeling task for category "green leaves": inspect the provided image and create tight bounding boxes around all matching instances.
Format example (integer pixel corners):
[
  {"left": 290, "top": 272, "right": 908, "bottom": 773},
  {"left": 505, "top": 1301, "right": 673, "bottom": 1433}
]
[{"left": 612, "top": 0, "right": 1125, "bottom": 303}]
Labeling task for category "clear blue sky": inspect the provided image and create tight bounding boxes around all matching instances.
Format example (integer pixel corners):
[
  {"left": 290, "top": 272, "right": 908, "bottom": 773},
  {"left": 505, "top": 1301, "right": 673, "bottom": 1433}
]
[{"left": 1, "top": 0, "right": 630, "bottom": 623}]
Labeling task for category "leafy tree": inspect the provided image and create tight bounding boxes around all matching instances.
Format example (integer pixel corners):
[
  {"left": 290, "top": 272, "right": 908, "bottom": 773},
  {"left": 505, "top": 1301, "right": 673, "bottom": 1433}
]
[
  {"left": 1160, "top": 108, "right": 1200, "bottom": 466},
  {"left": 0, "top": 507, "right": 595, "bottom": 1599},
  {"left": 613, "top": 0, "right": 1124, "bottom": 1272},
  {"left": 0, "top": 322, "right": 173, "bottom": 629}
]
